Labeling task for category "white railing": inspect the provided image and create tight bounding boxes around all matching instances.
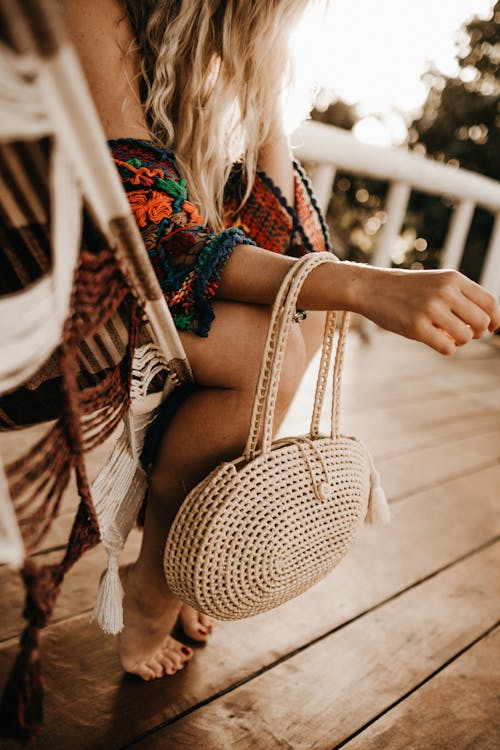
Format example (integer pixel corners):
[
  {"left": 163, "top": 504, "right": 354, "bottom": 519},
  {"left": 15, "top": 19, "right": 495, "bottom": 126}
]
[{"left": 293, "top": 120, "right": 500, "bottom": 298}]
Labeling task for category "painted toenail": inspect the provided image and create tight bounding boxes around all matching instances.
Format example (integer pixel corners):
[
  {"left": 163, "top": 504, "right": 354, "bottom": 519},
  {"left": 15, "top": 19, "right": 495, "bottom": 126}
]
[{"left": 181, "top": 646, "right": 192, "bottom": 655}]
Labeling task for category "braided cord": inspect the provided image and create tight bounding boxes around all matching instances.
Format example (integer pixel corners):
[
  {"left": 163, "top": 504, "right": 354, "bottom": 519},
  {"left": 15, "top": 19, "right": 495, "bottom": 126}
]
[
  {"left": 244, "top": 253, "right": 350, "bottom": 458},
  {"left": 255, "top": 160, "right": 333, "bottom": 255}
]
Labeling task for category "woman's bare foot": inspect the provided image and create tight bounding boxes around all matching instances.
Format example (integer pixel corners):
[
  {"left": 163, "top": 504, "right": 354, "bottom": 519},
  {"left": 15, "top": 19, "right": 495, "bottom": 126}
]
[
  {"left": 118, "top": 565, "right": 193, "bottom": 680},
  {"left": 179, "top": 604, "right": 213, "bottom": 642}
]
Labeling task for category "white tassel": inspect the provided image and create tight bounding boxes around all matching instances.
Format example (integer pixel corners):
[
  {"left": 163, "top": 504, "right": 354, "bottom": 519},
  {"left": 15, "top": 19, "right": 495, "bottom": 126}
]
[
  {"left": 366, "top": 465, "right": 391, "bottom": 526},
  {"left": 91, "top": 553, "right": 124, "bottom": 635}
]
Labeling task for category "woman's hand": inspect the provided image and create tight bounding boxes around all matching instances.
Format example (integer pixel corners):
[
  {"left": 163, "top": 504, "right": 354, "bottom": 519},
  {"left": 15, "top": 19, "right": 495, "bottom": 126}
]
[
  {"left": 352, "top": 265, "right": 500, "bottom": 355},
  {"left": 218, "top": 246, "right": 500, "bottom": 356}
]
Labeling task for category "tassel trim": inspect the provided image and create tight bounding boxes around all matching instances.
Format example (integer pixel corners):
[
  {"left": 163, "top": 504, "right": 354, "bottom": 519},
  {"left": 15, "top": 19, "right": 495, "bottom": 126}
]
[
  {"left": 91, "top": 553, "right": 124, "bottom": 635},
  {"left": 366, "top": 464, "right": 391, "bottom": 526},
  {"left": 363, "top": 447, "right": 391, "bottom": 526}
]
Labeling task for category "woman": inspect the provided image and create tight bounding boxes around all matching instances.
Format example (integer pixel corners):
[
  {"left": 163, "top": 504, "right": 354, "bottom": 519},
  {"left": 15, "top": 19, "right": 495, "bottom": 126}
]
[{"left": 61, "top": 0, "right": 500, "bottom": 682}]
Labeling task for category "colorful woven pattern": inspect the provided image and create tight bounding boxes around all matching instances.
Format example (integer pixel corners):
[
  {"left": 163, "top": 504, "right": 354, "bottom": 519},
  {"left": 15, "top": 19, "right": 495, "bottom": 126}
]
[
  {"left": 109, "top": 140, "right": 255, "bottom": 337},
  {"left": 224, "top": 161, "right": 332, "bottom": 257}
]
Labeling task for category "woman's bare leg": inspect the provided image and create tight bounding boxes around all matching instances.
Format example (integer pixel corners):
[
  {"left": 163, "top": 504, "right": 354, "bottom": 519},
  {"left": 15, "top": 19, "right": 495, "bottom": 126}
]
[{"left": 119, "top": 301, "right": 307, "bottom": 678}]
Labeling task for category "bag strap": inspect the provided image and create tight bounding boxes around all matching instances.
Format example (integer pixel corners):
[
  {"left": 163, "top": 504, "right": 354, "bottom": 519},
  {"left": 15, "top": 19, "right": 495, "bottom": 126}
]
[
  {"left": 243, "top": 253, "right": 350, "bottom": 459},
  {"left": 310, "top": 308, "right": 351, "bottom": 440}
]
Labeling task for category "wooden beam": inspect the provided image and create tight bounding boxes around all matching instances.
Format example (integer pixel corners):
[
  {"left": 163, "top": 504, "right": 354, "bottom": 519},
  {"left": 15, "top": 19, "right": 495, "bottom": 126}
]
[
  {"left": 128, "top": 543, "right": 500, "bottom": 749},
  {"left": 1, "top": 466, "right": 499, "bottom": 748},
  {"left": 342, "top": 626, "right": 500, "bottom": 750},
  {"left": 480, "top": 212, "right": 500, "bottom": 297},
  {"left": 371, "top": 181, "right": 411, "bottom": 269},
  {"left": 308, "top": 163, "right": 336, "bottom": 214},
  {"left": 440, "top": 198, "right": 475, "bottom": 271},
  {"left": 293, "top": 121, "right": 500, "bottom": 213}
]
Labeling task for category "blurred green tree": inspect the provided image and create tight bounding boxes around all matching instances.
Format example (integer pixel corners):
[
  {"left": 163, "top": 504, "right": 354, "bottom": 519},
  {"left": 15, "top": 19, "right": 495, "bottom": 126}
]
[
  {"left": 311, "top": 3, "right": 499, "bottom": 275},
  {"left": 408, "top": 1, "right": 499, "bottom": 277}
]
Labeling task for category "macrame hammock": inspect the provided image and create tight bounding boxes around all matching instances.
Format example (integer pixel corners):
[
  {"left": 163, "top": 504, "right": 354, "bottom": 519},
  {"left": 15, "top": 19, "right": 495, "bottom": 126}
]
[
  {"left": 0, "top": 0, "right": 334, "bottom": 742},
  {"left": 0, "top": 0, "right": 192, "bottom": 741}
]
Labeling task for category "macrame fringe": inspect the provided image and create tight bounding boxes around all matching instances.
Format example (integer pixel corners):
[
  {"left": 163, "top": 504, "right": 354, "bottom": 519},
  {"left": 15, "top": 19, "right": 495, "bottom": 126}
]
[
  {"left": 90, "top": 461, "right": 148, "bottom": 634},
  {"left": 0, "top": 457, "right": 25, "bottom": 568},
  {"left": 366, "top": 465, "right": 391, "bottom": 526},
  {"left": 0, "top": 625, "right": 43, "bottom": 743},
  {"left": 92, "top": 553, "right": 124, "bottom": 635},
  {"left": 91, "top": 410, "right": 150, "bottom": 635}
]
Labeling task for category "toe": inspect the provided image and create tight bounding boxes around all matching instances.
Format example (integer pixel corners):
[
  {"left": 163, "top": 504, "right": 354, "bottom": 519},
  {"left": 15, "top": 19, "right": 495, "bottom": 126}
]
[
  {"left": 158, "top": 653, "right": 180, "bottom": 676},
  {"left": 162, "top": 643, "right": 190, "bottom": 670},
  {"left": 179, "top": 605, "right": 212, "bottom": 641},
  {"left": 161, "top": 647, "right": 183, "bottom": 671},
  {"left": 165, "top": 635, "right": 193, "bottom": 661},
  {"left": 199, "top": 613, "right": 213, "bottom": 632},
  {"left": 147, "top": 658, "right": 166, "bottom": 679},
  {"left": 137, "top": 664, "right": 157, "bottom": 681}
]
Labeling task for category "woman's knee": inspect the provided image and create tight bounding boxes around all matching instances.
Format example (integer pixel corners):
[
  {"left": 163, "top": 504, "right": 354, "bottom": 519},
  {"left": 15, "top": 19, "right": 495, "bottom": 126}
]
[
  {"left": 179, "top": 299, "right": 306, "bottom": 403},
  {"left": 180, "top": 301, "right": 273, "bottom": 391}
]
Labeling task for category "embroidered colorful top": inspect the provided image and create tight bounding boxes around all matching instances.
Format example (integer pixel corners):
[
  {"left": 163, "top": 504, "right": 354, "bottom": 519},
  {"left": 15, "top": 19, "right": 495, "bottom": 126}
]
[
  {"left": 224, "top": 161, "right": 332, "bottom": 257},
  {"left": 109, "top": 139, "right": 331, "bottom": 336},
  {"left": 109, "top": 139, "right": 255, "bottom": 337}
]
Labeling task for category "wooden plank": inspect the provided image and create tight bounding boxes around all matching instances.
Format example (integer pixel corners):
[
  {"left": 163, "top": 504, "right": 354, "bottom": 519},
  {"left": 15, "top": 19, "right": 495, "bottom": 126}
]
[
  {"left": 349, "top": 405, "right": 500, "bottom": 461},
  {"left": 377, "top": 428, "right": 500, "bottom": 500},
  {"left": 284, "top": 334, "right": 499, "bottom": 428},
  {"left": 1, "top": 458, "right": 499, "bottom": 644},
  {"left": 342, "top": 626, "right": 500, "bottom": 750},
  {"left": 0, "top": 530, "right": 142, "bottom": 643},
  {"left": 133, "top": 543, "right": 500, "bottom": 750},
  {"left": 1, "top": 464, "right": 499, "bottom": 748},
  {"left": 284, "top": 342, "right": 500, "bottom": 431},
  {"left": 469, "top": 386, "right": 500, "bottom": 410}
]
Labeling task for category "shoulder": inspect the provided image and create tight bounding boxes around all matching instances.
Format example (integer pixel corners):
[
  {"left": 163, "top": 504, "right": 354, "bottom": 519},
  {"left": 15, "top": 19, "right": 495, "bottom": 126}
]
[
  {"left": 59, "top": 0, "right": 125, "bottom": 63},
  {"left": 59, "top": 0, "right": 149, "bottom": 139}
]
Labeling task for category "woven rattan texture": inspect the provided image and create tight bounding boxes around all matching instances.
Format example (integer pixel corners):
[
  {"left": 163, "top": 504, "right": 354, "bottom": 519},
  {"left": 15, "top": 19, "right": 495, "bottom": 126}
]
[
  {"left": 164, "top": 254, "right": 374, "bottom": 620},
  {"left": 164, "top": 436, "right": 370, "bottom": 619}
]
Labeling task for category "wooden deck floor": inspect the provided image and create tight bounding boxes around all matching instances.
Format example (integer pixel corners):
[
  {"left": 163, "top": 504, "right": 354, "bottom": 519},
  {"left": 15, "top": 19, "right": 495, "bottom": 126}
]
[{"left": 1, "top": 330, "right": 499, "bottom": 750}]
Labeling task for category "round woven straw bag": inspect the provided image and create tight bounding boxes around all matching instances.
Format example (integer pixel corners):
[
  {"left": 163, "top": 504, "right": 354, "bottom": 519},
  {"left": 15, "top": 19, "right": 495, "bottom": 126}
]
[{"left": 164, "top": 253, "right": 390, "bottom": 620}]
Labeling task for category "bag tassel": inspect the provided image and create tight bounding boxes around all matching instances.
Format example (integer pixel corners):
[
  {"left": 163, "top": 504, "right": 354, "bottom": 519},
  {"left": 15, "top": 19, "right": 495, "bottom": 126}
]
[
  {"left": 91, "top": 552, "right": 124, "bottom": 635},
  {"left": 366, "top": 463, "right": 391, "bottom": 526}
]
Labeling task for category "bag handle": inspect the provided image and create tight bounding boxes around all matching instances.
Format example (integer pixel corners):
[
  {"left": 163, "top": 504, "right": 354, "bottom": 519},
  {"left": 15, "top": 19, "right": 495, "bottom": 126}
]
[{"left": 243, "top": 253, "right": 350, "bottom": 459}]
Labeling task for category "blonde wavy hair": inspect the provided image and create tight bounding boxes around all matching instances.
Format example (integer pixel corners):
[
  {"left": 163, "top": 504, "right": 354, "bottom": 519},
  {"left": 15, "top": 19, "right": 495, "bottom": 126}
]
[{"left": 123, "top": 0, "right": 309, "bottom": 230}]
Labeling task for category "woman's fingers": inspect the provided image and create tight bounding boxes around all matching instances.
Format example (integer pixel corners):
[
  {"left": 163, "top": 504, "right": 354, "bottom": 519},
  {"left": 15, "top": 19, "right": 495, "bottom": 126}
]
[
  {"left": 451, "top": 293, "right": 492, "bottom": 338},
  {"left": 423, "top": 272, "right": 500, "bottom": 347},
  {"left": 459, "top": 276, "right": 500, "bottom": 333},
  {"left": 431, "top": 307, "right": 474, "bottom": 347},
  {"left": 429, "top": 300, "right": 480, "bottom": 346},
  {"left": 419, "top": 323, "right": 457, "bottom": 356}
]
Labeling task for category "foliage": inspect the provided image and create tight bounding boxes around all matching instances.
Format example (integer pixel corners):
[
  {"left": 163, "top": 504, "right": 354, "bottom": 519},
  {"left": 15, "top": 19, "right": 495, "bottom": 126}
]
[
  {"left": 407, "top": 1, "right": 499, "bottom": 278},
  {"left": 311, "top": 3, "right": 499, "bottom": 276}
]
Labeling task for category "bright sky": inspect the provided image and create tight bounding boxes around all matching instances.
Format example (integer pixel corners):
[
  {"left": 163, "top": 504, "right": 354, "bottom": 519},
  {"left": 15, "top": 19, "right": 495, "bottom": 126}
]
[{"left": 289, "top": 0, "right": 496, "bottom": 144}]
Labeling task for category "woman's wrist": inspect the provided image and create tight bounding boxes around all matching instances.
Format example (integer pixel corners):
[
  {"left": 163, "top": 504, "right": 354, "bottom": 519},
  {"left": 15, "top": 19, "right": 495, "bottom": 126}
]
[{"left": 298, "top": 259, "right": 373, "bottom": 313}]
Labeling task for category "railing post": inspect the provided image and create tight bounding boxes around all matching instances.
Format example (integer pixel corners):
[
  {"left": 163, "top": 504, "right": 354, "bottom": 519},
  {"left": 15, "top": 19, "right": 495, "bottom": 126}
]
[
  {"left": 372, "top": 181, "right": 411, "bottom": 267},
  {"left": 480, "top": 212, "right": 500, "bottom": 297},
  {"left": 440, "top": 199, "right": 475, "bottom": 270},
  {"left": 361, "top": 180, "right": 411, "bottom": 339},
  {"left": 309, "top": 164, "right": 336, "bottom": 214}
]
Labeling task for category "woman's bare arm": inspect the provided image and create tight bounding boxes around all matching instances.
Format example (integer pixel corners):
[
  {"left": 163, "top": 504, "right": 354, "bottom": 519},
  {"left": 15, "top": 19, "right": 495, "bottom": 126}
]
[
  {"left": 60, "top": 0, "right": 500, "bottom": 356},
  {"left": 217, "top": 245, "right": 500, "bottom": 355}
]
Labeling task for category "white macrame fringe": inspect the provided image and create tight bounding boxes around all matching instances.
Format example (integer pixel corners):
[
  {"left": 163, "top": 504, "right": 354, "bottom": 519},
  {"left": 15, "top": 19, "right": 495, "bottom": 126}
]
[
  {"left": 92, "top": 552, "right": 124, "bottom": 634},
  {"left": 91, "top": 399, "right": 158, "bottom": 634}
]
